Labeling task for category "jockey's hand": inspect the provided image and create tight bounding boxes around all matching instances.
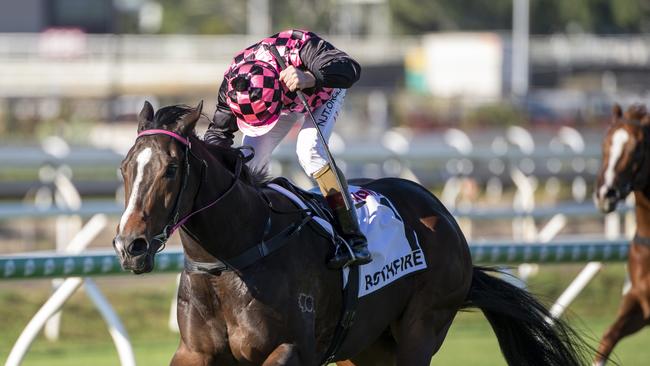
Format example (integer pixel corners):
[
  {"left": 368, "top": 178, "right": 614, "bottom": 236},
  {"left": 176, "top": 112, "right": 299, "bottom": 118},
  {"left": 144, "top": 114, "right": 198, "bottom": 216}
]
[{"left": 279, "top": 66, "right": 316, "bottom": 92}]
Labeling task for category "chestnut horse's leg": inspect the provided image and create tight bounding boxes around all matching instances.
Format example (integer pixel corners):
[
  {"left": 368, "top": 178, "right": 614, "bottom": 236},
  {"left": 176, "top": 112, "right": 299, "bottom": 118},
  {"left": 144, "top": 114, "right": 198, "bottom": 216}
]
[
  {"left": 594, "top": 292, "right": 648, "bottom": 365},
  {"left": 262, "top": 343, "right": 303, "bottom": 366}
]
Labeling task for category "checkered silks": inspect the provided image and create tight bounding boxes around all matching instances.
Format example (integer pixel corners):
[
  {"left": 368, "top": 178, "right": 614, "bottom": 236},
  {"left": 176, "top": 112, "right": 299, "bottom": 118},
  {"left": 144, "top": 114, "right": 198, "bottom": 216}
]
[{"left": 225, "top": 29, "right": 335, "bottom": 119}]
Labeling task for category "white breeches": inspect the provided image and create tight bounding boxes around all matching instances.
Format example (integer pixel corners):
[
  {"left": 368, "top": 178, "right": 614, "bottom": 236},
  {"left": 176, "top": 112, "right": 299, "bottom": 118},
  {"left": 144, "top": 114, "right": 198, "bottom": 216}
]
[{"left": 242, "top": 88, "right": 346, "bottom": 177}]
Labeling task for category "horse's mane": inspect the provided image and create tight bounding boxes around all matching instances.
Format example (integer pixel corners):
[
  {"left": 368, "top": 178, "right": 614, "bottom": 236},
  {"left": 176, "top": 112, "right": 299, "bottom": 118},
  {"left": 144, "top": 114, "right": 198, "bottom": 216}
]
[
  {"left": 202, "top": 143, "right": 273, "bottom": 188},
  {"left": 623, "top": 104, "right": 648, "bottom": 121}
]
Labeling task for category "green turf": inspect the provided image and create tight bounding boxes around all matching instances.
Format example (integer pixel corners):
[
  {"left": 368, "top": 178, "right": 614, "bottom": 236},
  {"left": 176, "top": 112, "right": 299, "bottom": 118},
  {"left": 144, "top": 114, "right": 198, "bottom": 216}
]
[
  {"left": 12, "top": 339, "right": 177, "bottom": 366},
  {"left": 2, "top": 265, "right": 650, "bottom": 365}
]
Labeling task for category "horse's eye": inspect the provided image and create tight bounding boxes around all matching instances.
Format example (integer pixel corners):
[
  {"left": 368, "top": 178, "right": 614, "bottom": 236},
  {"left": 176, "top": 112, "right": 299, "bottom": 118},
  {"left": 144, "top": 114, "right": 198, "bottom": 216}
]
[{"left": 164, "top": 165, "right": 178, "bottom": 178}]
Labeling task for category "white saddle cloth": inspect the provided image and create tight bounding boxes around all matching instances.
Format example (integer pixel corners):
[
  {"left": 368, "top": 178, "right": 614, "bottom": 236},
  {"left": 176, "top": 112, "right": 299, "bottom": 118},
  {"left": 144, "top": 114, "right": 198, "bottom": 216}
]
[{"left": 268, "top": 183, "right": 428, "bottom": 298}]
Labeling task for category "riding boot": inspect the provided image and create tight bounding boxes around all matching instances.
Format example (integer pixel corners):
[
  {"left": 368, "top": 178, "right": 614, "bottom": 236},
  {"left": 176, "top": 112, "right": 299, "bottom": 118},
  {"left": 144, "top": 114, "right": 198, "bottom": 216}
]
[{"left": 313, "top": 165, "right": 372, "bottom": 269}]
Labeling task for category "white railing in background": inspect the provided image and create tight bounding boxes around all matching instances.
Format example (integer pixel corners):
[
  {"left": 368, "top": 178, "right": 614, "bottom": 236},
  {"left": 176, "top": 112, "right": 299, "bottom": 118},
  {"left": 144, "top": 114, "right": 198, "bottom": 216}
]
[{"left": 3, "top": 142, "right": 136, "bottom": 366}]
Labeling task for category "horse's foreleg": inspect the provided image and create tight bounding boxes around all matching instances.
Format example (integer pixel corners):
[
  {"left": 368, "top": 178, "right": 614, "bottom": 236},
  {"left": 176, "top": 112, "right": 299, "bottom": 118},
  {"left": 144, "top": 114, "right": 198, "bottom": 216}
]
[
  {"left": 595, "top": 292, "right": 647, "bottom": 365},
  {"left": 262, "top": 343, "right": 302, "bottom": 366},
  {"left": 170, "top": 342, "right": 213, "bottom": 366}
]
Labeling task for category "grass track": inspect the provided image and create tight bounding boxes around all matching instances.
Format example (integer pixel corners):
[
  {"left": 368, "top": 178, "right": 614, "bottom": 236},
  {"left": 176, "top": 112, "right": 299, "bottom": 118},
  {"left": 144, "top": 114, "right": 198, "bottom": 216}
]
[{"left": 2, "top": 265, "right": 650, "bottom": 365}]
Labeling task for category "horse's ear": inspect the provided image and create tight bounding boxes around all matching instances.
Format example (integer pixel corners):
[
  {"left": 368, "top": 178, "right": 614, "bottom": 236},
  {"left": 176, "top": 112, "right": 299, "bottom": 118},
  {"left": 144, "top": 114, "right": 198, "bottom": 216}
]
[
  {"left": 612, "top": 103, "right": 623, "bottom": 119},
  {"left": 138, "top": 101, "right": 155, "bottom": 132},
  {"left": 179, "top": 100, "right": 203, "bottom": 135}
]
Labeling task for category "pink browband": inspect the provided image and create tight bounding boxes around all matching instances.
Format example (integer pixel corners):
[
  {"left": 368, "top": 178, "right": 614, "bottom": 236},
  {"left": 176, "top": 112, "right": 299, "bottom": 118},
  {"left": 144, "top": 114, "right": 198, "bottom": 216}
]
[{"left": 137, "top": 129, "right": 189, "bottom": 146}]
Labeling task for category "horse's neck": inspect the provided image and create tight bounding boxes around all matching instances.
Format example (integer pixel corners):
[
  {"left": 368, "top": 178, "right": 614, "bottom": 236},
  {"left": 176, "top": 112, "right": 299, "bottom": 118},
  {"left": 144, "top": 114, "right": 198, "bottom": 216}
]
[
  {"left": 634, "top": 191, "right": 650, "bottom": 238},
  {"left": 181, "top": 146, "right": 268, "bottom": 262}
]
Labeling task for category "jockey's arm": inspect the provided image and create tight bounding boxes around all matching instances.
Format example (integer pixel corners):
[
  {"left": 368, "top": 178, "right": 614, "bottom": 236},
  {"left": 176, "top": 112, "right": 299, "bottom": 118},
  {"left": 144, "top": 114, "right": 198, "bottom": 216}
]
[
  {"left": 205, "top": 79, "right": 237, "bottom": 147},
  {"left": 298, "top": 35, "right": 362, "bottom": 90}
]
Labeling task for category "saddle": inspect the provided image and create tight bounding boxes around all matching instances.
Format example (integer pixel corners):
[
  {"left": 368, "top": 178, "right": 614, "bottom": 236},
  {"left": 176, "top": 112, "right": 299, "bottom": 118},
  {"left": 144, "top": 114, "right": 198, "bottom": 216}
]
[
  {"left": 266, "top": 177, "right": 341, "bottom": 238},
  {"left": 268, "top": 177, "right": 332, "bottom": 216}
]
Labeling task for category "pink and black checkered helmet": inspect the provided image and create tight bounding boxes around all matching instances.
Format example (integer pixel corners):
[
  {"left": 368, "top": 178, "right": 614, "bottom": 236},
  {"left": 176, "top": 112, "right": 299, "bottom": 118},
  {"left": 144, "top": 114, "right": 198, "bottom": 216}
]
[{"left": 225, "top": 60, "right": 282, "bottom": 137}]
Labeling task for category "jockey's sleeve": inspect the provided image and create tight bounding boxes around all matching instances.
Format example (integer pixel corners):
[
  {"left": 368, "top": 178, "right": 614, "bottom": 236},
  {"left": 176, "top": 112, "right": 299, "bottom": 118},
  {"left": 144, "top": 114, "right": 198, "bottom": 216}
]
[
  {"left": 299, "top": 35, "right": 361, "bottom": 89},
  {"left": 205, "top": 79, "right": 237, "bottom": 147}
]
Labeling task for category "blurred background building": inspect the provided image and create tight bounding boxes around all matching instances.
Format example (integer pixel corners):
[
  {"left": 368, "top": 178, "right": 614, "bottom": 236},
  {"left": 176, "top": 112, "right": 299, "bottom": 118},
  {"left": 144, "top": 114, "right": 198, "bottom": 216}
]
[{"left": 0, "top": 0, "right": 649, "bottom": 197}]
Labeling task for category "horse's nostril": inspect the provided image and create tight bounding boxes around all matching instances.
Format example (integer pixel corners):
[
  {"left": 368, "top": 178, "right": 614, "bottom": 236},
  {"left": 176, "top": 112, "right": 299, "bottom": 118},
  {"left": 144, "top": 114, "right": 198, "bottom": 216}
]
[
  {"left": 128, "top": 238, "right": 149, "bottom": 255},
  {"left": 605, "top": 189, "right": 618, "bottom": 199}
]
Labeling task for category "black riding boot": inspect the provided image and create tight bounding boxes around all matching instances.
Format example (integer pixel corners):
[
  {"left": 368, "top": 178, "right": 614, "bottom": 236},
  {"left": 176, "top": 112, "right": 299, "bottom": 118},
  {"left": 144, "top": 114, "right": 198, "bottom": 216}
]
[{"left": 314, "top": 165, "right": 372, "bottom": 269}]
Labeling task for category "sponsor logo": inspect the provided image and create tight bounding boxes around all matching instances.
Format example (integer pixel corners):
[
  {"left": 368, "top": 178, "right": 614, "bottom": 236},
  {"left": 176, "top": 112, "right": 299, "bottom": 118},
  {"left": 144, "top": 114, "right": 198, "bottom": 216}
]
[
  {"left": 4, "top": 260, "right": 15, "bottom": 277},
  {"left": 316, "top": 89, "right": 342, "bottom": 127},
  {"left": 101, "top": 257, "right": 113, "bottom": 272},
  {"left": 363, "top": 249, "right": 425, "bottom": 291},
  {"left": 24, "top": 260, "right": 35, "bottom": 276},
  {"left": 44, "top": 259, "right": 55, "bottom": 275},
  {"left": 83, "top": 258, "right": 95, "bottom": 273}
]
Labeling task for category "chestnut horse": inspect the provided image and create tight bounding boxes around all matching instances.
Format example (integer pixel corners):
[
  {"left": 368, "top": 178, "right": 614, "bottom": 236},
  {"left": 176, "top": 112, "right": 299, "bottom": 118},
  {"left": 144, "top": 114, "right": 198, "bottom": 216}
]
[
  {"left": 113, "top": 101, "right": 589, "bottom": 366},
  {"left": 594, "top": 104, "right": 650, "bottom": 365}
]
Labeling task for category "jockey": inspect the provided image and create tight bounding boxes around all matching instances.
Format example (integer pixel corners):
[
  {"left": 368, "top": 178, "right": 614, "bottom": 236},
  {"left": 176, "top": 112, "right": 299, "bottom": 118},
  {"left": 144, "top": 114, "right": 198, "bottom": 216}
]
[{"left": 204, "top": 29, "right": 371, "bottom": 268}]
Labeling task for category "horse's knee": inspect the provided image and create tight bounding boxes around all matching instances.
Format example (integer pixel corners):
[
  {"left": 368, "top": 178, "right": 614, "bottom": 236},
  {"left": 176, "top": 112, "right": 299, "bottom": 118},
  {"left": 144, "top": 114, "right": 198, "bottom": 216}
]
[{"left": 262, "top": 343, "right": 302, "bottom": 366}]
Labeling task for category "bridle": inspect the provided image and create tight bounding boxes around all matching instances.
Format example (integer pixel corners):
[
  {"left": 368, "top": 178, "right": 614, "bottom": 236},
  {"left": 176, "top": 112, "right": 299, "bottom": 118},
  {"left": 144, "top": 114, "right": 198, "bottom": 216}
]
[
  {"left": 601, "top": 120, "right": 650, "bottom": 201},
  {"left": 135, "top": 129, "right": 244, "bottom": 251}
]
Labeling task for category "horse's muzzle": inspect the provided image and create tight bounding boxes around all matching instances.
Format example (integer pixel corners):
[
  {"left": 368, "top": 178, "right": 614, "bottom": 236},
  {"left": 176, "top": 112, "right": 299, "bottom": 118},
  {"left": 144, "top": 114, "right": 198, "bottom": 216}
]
[
  {"left": 594, "top": 188, "right": 620, "bottom": 214},
  {"left": 113, "top": 236, "right": 155, "bottom": 274}
]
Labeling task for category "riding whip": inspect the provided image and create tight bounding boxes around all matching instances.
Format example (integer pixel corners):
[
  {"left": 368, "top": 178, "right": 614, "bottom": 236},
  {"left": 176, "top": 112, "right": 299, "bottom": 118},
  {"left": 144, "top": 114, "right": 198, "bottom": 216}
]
[{"left": 265, "top": 44, "right": 352, "bottom": 211}]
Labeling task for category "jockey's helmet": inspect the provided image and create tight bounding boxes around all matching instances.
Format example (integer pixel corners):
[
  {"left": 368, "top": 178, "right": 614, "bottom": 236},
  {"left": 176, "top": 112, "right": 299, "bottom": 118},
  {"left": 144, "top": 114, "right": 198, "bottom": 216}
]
[{"left": 225, "top": 60, "right": 282, "bottom": 137}]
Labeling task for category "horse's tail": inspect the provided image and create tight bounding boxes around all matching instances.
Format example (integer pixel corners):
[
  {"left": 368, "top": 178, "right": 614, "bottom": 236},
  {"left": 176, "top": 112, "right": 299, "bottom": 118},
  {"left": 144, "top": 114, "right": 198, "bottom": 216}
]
[{"left": 463, "top": 266, "right": 591, "bottom": 366}]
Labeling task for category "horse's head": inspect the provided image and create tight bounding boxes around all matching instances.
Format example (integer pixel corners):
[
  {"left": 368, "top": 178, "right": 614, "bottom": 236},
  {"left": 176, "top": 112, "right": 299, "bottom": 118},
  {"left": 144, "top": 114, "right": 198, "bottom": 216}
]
[
  {"left": 113, "top": 101, "right": 203, "bottom": 274},
  {"left": 595, "top": 103, "right": 650, "bottom": 213}
]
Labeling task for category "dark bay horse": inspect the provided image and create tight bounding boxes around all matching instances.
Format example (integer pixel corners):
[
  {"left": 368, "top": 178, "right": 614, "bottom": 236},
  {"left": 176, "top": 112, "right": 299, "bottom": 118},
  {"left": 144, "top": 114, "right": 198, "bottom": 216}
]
[
  {"left": 594, "top": 104, "right": 650, "bottom": 365},
  {"left": 113, "top": 101, "right": 589, "bottom": 366}
]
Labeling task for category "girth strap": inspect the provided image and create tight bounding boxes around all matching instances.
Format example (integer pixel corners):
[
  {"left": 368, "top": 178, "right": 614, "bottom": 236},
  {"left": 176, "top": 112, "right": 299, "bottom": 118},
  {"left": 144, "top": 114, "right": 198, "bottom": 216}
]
[
  {"left": 184, "top": 214, "right": 313, "bottom": 274},
  {"left": 320, "top": 264, "right": 360, "bottom": 365},
  {"left": 633, "top": 233, "right": 650, "bottom": 246}
]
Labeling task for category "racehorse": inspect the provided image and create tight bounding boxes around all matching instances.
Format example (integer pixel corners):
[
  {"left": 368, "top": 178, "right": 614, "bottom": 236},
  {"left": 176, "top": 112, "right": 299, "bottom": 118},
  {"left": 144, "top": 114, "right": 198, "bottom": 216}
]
[
  {"left": 113, "top": 101, "right": 590, "bottom": 366},
  {"left": 594, "top": 103, "right": 650, "bottom": 365}
]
